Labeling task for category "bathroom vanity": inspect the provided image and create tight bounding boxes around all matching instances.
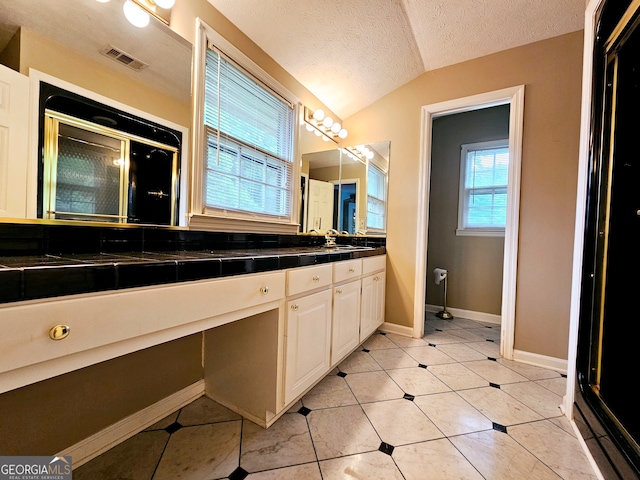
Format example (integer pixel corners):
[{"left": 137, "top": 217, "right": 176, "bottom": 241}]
[{"left": 0, "top": 221, "right": 385, "bottom": 462}]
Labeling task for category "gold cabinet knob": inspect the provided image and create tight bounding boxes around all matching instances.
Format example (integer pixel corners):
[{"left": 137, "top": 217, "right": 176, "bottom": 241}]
[
  {"left": 260, "top": 286, "right": 269, "bottom": 295},
  {"left": 348, "top": 267, "right": 355, "bottom": 273},
  {"left": 374, "top": 276, "right": 380, "bottom": 281},
  {"left": 312, "top": 275, "right": 320, "bottom": 281},
  {"left": 49, "top": 325, "right": 71, "bottom": 341},
  {"left": 336, "top": 288, "right": 343, "bottom": 294},
  {"left": 290, "top": 304, "right": 299, "bottom": 311}
]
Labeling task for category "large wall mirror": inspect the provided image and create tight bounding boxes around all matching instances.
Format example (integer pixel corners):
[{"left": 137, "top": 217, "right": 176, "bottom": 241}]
[
  {"left": 0, "top": 0, "right": 192, "bottom": 226},
  {"left": 299, "top": 126, "right": 389, "bottom": 236}
]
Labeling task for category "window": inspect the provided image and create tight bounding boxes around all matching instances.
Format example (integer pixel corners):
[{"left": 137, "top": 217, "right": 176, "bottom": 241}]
[
  {"left": 367, "top": 164, "right": 387, "bottom": 231},
  {"left": 457, "top": 140, "right": 509, "bottom": 236},
  {"left": 192, "top": 21, "right": 299, "bottom": 232}
]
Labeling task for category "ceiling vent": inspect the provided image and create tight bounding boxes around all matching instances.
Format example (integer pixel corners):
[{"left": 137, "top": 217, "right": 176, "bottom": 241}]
[{"left": 100, "top": 45, "right": 149, "bottom": 72}]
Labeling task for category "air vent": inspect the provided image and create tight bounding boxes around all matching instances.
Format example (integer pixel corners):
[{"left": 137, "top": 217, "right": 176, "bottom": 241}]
[{"left": 100, "top": 45, "right": 148, "bottom": 72}]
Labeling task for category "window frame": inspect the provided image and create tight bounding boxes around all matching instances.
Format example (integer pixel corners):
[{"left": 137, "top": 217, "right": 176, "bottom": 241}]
[
  {"left": 191, "top": 19, "right": 301, "bottom": 233},
  {"left": 366, "top": 162, "right": 387, "bottom": 233},
  {"left": 457, "top": 139, "right": 509, "bottom": 237}
]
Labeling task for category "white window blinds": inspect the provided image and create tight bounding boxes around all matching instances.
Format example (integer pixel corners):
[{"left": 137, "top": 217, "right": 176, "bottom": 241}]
[
  {"left": 367, "top": 164, "right": 386, "bottom": 230},
  {"left": 203, "top": 47, "right": 295, "bottom": 219},
  {"left": 460, "top": 142, "right": 509, "bottom": 230}
]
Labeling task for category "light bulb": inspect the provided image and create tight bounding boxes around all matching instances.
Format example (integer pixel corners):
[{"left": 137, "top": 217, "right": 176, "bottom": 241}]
[
  {"left": 331, "top": 122, "right": 341, "bottom": 133},
  {"left": 305, "top": 123, "right": 314, "bottom": 132},
  {"left": 153, "top": 0, "right": 175, "bottom": 8},
  {"left": 322, "top": 135, "right": 330, "bottom": 142},
  {"left": 366, "top": 151, "right": 374, "bottom": 160},
  {"left": 314, "top": 130, "right": 322, "bottom": 137},
  {"left": 312, "top": 109, "right": 325, "bottom": 121},
  {"left": 123, "top": 0, "right": 150, "bottom": 27},
  {"left": 338, "top": 128, "right": 348, "bottom": 139},
  {"left": 95, "top": 0, "right": 110, "bottom": 3},
  {"left": 323, "top": 117, "right": 333, "bottom": 129}
]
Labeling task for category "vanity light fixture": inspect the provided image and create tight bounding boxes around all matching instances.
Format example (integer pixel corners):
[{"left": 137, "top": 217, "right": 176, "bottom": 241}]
[
  {"left": 303, "top": 106, "right": 348, "bottom": 143},
  {"left": 342, "top": 147, "right": 369, "bottom": 164},
  {"left": 122, "top": 0, "right": 174, "bottom": 27}
]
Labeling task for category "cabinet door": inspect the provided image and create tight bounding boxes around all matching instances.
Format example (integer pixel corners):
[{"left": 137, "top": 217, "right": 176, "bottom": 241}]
[
  {"left": 360, "top": 272, "right": 386, "bottom": 342},
  {"left": 331, "top": 280, "right": 361, "bottom": 366},
  {"left": 285, "top": 289, "right": 332, "bottom": 404},
  {"left": 0, "top": 64, "right": 29, "bottom": 218}
]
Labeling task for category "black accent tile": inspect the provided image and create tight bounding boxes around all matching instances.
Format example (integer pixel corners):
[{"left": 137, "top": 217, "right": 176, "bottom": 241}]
[
  {"left": 561, "top": 374, "right": 567, "bottom": 378},
  {"left": 486, "top": 339, "right": 495, "bottom": 343},
  {"left": 362, "top": 348, "right": 370, "bottom": 353},
  {"left": 488, "top": 357, "right": 497, "bottom": 361},
  {"left": 176, "top": 230, "right": 206, "bottom": 251},
  {"left": 428, "top": 343, "right": 437, "bottom": 347},
  {"left": 23, "top": 264, "right": 115, "bottom": 300},
  {"left": 165, "top": 422, "right": 183, "bottom": 434},
  {"left": 202, "top": 232, "right": 228, "bottom": 250},
  {"left": 435, "top": 328, "right": 442, "bottom": 332},
  {"left": 254, "top": 256, "right": 280, "bottom": 272},
  {"left": 403, "top": 393, "right": 415, "bottom": 401},
  {"left": 418, "top": 364, "right": 428, "bottom": 369},
  {"left": 142, "top": 229, "right": 178, "bottom": 252},
  {"left": 489, "top": 382, "right": 501, "bottom": 389},
  {"left": 379, "top": 332, "right": 387, "bottom": 336},
  {"left": 100, "top": 228, "right": 144, "bottom": 253},
  {"left": 228, "top": 467, "right": 249, "bottom": 480},
  {"left": 220, "top": 258, "right": 255, "bottom": 276},
  {"left": 0, "top": 224, "right": 45, "bottom": 256},
  {"left": 0, "top": 269, "right": 22, "bottom": 303},
  {"left": 337, "top": 371, "right": 347, "bottom": 377},
  {"left": 116, "top": 261, "right": 177, "bottom": 289},
  {"left": 278, "top": 255, "right": 300, "bottom": 269},
  {"left": 177, "top": 258, "right": 222, "bottom": 282},
  {"left": 493, "top": 423, "right": 508, "bottom": 433},
  {"left": 298, "top": 254, "right": 316, "bottom": 266},
  {"left": 46, "top": 225, "right": 101, "bottom": 254},
  {"left": 297, "top": 406, "right": 311, "bottom": 416},
  {"left": 379, "top": 442, "right": 395, "bottom": 455}
]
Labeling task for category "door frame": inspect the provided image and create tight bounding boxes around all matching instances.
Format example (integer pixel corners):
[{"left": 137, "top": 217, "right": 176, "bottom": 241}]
[{"left": 413, "top": 85, "right": 525, "bottom": 360}]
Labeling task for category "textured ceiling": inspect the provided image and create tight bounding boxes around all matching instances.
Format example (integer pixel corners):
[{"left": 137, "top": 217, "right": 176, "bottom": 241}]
[{"left": 208, "top": 0, "right": 586, "bottom": 119}]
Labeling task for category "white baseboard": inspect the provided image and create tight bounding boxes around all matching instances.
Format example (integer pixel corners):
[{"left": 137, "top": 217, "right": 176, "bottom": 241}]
[
  {"left": 513, "top": 349, "right": 568, "bottom": 375},
  {"left": 59, "top": 380, "right": 205, "bottom": 469},
  {"left": 425, "top": 304, "right": 501, "bottom": 325},
  {"left": 379, "top": 322, "right": 414, "bottom": 337}
]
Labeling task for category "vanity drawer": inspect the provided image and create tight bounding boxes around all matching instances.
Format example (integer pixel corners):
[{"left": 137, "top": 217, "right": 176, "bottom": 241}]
[
  {"left": 333, "top": 259, "right": 362, "bottom": 283},
  {"left": 363, "top": 255, "right": 386, "bottom": 275},
  {"left": 0, "top": 271, "right": 285, "bottom": 380},
  {"left": 286, "top": 264, "right": 332, "bottom": 297}
]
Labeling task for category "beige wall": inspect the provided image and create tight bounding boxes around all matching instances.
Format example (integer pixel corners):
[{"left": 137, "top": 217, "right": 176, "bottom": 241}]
[
  {"left": 344, "top": 31, "right": 584, "bottom": 359},
  {"left": 427, "top": 105, "right": 510, "bottom": 315},
  {"left": 16, "top": 29, "right": 190, "bottom": 129},
  {"left": 0, "top": 334, "right": 202, "bottom": 455}
]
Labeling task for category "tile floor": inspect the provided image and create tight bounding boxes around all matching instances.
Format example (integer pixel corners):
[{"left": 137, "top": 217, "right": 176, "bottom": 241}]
[{"left": 74, "top": 313, "right": 599, "bottom": 479}]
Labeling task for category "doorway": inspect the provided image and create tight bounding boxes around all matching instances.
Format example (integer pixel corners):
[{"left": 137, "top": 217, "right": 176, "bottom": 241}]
[
  {"left": 425, "top": 105, "right": 510, "bottom": 330},
  {"left": 414, "top": 86, "right": 525, "bottom": 359}
]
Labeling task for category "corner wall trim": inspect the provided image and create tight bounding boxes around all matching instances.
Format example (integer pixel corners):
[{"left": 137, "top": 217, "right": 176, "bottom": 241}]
[
  {"left": 512, "top": 349, "right": 568, "bottom": 375},
  {"left": 58, "top": 380, "right": 205, "bottom": 469},
  {"left": 379, "top": 322, "right": 414, "bottom": 337},
  {"left": 425, "top": 304, "right": 501, "bottom": 325}
]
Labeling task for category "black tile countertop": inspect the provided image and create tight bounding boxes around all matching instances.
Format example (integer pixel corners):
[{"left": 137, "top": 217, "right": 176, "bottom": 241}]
[{"left": 0, "top": 223, "right": 386, "bottom": 304}]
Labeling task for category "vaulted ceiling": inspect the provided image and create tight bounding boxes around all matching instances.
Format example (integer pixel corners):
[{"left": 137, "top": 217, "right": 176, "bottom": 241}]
[{"left": 208, "top": 0, "right": 586, "bottom": 119}]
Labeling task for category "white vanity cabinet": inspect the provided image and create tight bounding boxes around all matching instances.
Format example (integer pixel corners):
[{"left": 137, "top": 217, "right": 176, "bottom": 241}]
[
  {"left": 360, "top": 255, "right": 387, "bottom": 342},
  {"left": 284, "top": 289, "right": 332, "bottom": 403},
  {"left": 331, "top": 279, "right": 362, "bottom": 366},
  {"left": 283, "top": 264, "right": 332, "bottom": 404}
]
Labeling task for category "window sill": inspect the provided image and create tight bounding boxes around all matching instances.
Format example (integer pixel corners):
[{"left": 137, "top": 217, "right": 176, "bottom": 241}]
[
  {"left": 189, "top": 213, "right": 299, "bottom": 234},
  {"left": 456, "top": 228, "right": 505, "bottom": 237}
]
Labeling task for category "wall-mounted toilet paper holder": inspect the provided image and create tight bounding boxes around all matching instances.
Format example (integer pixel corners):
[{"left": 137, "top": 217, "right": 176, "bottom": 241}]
[{"left": 434, "top": 268, "right": 453, "bottom": 320}]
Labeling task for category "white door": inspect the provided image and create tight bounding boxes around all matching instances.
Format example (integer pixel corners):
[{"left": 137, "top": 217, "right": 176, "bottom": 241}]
[
  {"left": 0, "top": 64, "right": 29, "bottom": 218},
  {"left": 307, "top": 179, "right": 334, "bottom": 233}
]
